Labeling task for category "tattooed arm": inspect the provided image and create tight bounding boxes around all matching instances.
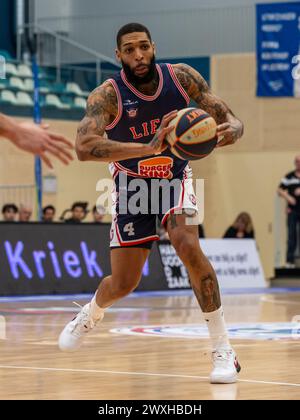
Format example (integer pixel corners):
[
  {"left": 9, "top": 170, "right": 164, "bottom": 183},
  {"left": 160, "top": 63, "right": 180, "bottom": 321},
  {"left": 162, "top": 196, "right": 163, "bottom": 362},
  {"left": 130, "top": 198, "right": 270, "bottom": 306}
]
[
  {"left": 173, "top": 63, "right": 244, "bottom": 147},
  {"left": 76, "top": 82, "right": 176, "bottom": 162}
]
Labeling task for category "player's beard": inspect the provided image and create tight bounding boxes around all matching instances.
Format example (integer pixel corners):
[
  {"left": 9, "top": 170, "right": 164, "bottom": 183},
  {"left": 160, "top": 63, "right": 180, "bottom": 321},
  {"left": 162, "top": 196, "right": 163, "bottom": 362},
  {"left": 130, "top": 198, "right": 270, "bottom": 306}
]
[{"left": 121, "top": 55, "right": 157, "bottom": 86}]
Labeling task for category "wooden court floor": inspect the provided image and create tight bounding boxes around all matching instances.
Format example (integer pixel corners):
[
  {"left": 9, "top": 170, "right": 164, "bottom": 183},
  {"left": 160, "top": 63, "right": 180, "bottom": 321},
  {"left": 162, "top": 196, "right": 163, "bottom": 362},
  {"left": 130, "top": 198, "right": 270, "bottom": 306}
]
[{"left": 0, "top": 289, "right": 299, "bottom": 400}]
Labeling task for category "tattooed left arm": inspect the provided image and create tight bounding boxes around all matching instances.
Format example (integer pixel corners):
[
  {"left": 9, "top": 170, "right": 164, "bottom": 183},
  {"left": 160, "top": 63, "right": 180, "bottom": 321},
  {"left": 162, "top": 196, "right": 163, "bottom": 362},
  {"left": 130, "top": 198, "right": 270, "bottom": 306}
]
[{"left": 173, "top": 63, "right": 244, "bottom": 147}]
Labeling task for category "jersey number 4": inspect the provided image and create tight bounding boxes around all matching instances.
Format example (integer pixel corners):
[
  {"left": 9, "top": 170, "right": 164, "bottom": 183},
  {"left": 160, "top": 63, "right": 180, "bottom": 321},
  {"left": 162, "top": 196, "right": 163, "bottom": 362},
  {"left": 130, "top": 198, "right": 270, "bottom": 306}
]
[{"left": 123, "top": 222, "right": 135, "bottom": 236}]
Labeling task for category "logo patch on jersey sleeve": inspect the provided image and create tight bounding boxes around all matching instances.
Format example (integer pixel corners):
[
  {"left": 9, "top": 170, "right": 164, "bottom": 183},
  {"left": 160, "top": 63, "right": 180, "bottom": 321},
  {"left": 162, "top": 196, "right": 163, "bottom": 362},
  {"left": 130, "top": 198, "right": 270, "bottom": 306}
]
[{"left": 138, "top": 156, "right": 174, "bottom": 179}]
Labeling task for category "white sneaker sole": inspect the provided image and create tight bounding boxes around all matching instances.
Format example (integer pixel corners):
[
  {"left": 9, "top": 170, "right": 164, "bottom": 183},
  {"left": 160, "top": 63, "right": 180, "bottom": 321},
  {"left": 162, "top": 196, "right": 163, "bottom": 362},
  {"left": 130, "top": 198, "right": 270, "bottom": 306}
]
[
  {"left": 210, "top": 359, "right": 241, "bottom": 384},
  {"left": 58, "top": 325, "right": 84, "bottom": 352},
  {"left": 210, "top": 373, "right": 238, "bottom": 384}
]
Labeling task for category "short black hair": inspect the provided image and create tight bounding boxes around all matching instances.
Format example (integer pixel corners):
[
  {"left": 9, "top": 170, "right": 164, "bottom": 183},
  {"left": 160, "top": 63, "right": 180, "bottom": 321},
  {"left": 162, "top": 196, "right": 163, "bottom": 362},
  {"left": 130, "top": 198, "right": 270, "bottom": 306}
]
[
  {"left": 2, "top": 203, "right": 18, "bottom": 214},
  {"left": 43, "top": 205, "right": 55, "bottom": 214},
  {"left": 71, "top": 202, "right": 88, "bottom": 212},
  {"left": 117, "top": 23, "right": 152, "bottom": 49}
]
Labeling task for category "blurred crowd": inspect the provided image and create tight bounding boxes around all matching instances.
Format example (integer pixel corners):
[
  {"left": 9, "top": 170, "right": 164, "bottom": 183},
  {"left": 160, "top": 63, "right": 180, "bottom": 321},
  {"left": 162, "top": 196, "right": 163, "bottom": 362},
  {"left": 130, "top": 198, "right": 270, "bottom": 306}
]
[
  {"left": 2, "top": 200, "right": 256, "bottom": 241},
  {"left": 1, "top": 202, "right": 106, "bottom": 224}
]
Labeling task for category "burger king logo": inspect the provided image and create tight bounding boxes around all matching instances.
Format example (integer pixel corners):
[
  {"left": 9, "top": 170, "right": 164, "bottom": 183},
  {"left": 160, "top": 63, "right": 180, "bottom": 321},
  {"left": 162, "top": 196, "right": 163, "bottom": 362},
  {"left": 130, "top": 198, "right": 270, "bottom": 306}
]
[
  {"left": 126, "top": 108, "right": 138, "bottom": 118},
  {"left": 138, "top": 156, "right": 174, "bottom": 179}
]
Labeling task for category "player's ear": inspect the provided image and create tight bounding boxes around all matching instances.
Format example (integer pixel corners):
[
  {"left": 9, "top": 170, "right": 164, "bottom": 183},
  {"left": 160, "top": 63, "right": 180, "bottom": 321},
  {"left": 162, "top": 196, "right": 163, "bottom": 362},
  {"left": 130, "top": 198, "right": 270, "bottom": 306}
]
[
  {"left": 115, "top": 49, "right": 121, "bottom": 63},
  {"left": 152, "top": 42, "right": 156, "bottom": 55}
]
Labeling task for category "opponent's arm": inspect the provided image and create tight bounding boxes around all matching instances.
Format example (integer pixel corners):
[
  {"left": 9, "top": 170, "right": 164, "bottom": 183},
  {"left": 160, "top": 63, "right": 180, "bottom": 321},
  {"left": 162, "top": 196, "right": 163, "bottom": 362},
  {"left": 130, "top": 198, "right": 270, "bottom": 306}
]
[
  {"left": 0, "top": 112, "right": 73, "bottom": 168},
  {"left": 76, "top": 82, "right": 176, "bottom": 162},
  {"left": 0, "top": 112, "right": 16, "bottom": 138},
  {"left": 173, "top": 63, "right": 244, "bottom": 147}
]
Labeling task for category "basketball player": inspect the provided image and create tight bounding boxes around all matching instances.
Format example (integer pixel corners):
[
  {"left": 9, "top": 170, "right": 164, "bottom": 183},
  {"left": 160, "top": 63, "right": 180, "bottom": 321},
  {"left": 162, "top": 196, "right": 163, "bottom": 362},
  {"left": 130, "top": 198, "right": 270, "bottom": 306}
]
[
  {"left": 0, "top": 112, "right": 73, "bottom": 168},
  {"left": 59, "top": 23, "right": 244, "bottom": 384}
]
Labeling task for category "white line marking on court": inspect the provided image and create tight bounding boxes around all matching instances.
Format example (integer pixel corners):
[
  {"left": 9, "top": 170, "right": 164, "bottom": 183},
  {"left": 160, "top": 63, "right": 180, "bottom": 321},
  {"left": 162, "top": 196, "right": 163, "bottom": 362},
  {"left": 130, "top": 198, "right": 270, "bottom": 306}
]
[
  {"left": 260, "top": 296, "right": 300, "bottom": 305},
  {"left": 0, "top": 364, "right": 299, "bottom": 388},
  {"left": 5, "top": 322, "right": 67, "bottom": 326},
  {"left": 17, "top": 340, "right": 266, "bottom": 348}
]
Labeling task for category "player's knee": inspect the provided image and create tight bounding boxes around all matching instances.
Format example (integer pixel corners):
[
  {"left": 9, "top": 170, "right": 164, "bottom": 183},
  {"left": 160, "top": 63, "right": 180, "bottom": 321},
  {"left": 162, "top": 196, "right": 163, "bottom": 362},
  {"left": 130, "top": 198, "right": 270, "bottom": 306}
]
[
  {"left": 111, "top": 275, "right": 141, "bottom": 297},
  {"left": 174, "top": 235, "right": 200, "bottom": 266}
]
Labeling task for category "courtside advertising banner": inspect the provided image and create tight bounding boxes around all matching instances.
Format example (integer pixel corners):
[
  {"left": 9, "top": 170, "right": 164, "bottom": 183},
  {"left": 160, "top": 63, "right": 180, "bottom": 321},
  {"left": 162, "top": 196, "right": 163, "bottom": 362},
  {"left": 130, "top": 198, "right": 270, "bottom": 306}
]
[
  {"left": 200, "top": 239, "right": 266, "bottom": 288},
  {"left": 158, "top": 239, "right": 265, "bottom": 289},
  {"left": 0, "top": 223, "right": 165, "bottom": 295},
  {"left": 256, "top": 2, "right": 300, "bottom": 96},
  {"left": 0, "top": 224, "right": 265, "bottom": 295}
]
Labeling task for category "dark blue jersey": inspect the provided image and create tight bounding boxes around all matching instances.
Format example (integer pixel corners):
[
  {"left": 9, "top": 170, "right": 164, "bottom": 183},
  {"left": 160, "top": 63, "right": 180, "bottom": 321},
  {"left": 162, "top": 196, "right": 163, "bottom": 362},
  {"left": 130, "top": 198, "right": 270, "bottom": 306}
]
[{"left": 105, "top": 63, "right": 190, "bottom": 179}]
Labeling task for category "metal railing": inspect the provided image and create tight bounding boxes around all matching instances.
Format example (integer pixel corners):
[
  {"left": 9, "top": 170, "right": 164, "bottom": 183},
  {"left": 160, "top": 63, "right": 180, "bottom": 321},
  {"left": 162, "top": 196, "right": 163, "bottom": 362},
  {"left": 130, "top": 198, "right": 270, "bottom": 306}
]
[{"left": 16, "top": 23, "right": 120, "bottom": 85}]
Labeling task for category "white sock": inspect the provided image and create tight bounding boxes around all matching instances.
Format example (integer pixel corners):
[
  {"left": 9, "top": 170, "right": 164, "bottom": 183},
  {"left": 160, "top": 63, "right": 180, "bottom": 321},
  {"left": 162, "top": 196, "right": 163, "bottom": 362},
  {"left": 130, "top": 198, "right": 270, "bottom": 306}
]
[
  {"left": 203, "top": 306, "right": 231, "bottom": 351},
  {"left": 90, "top": 291, "right": 106, "bottom": 321}
]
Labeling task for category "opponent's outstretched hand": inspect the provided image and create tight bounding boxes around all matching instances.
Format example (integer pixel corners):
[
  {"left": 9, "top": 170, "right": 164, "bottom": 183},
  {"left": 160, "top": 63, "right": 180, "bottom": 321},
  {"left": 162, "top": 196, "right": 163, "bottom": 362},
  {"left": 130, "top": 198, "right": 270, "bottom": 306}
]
[{"left": 10, "top": 121, "right": 74, "bottom": 168}]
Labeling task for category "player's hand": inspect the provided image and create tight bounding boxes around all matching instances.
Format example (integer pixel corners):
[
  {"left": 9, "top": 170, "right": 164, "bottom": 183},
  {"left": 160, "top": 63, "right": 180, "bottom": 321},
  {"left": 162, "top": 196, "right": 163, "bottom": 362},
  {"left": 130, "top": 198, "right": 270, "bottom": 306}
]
[
  {"left": 215, "top": 119, "right": 243, "bottom": 148},
  {"left": 148, "top": 110, "right": 178, "bottom": 155},
  {"left": 11, "top": 121, "right": 74, "bottom": 168}
]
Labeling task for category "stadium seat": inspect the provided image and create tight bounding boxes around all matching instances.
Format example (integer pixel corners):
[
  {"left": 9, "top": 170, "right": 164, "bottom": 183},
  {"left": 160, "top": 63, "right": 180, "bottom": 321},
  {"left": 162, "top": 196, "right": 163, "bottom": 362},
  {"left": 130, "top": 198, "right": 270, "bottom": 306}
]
[
  {"left": 9, "top": 76, "right": 26, "bottom": 91},
  {"left": 16, "top": 91, "right": 34, "bottom": 106},
  {"left": 18, "top": 64, "right": 33, "bottom": 78},
  {"left": 5, "top": 63, "right": 19, "bottom": 76},
  {"left": 23, "top": 78, "right": 34, "bottom": 91},
  {"left": 45, "top": 94, "right": 71, "bottom": 109},
  {"left": 66, "top": 82, "right": 83, "bottom": 96},
  {"left": 74, "top": 97, "right": 87, "bottom": 109},
  {"left": 66, "top": 82, "right": 89, "bottom": 97},
  {"left": 0, "top": 90, "right": 17, "bottom": 104},
  {"left": 23, "top": 78, "right": 50, "bottom": 93}
]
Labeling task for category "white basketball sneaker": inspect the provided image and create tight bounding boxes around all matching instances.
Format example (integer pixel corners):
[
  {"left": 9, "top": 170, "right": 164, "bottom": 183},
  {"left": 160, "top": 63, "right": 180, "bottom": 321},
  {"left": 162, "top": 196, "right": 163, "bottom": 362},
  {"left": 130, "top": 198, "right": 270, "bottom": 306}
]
[
  {"left": 58, "top": 302, "right": 103, "bottom": 352},
  {"left": 210, "top": 348, "right": 241, "bottom": 384}
]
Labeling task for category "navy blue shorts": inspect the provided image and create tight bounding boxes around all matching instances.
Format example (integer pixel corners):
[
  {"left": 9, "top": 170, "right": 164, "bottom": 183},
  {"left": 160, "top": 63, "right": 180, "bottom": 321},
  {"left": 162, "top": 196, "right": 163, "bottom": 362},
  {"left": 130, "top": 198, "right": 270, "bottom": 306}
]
[{"left": 109, "top": 171, "right": 198, "bottom": 249}]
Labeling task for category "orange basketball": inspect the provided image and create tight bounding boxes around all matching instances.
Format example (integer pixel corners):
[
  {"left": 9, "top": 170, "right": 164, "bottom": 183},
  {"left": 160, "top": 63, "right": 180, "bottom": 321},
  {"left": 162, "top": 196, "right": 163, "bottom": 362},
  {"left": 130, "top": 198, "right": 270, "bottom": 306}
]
[{"left": 166, "top": 107, "right": 218, "bottom": 160}]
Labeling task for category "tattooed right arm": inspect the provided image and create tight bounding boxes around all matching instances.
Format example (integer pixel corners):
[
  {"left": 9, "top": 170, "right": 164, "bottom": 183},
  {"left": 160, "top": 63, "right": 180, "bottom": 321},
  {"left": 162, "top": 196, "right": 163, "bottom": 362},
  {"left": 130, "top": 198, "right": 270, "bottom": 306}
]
[
  {"left": 173, "top": 63, "right": 244, "bottom": 148},
  {"left": 76, "top": 81, "right": 155, "bottom": 162}
]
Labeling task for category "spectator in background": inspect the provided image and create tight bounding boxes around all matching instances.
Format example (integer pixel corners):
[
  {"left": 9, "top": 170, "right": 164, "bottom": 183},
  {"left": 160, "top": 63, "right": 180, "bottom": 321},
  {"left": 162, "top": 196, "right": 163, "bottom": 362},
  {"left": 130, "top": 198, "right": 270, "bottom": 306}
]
[
  {"left": 278, "top": 155, "right": 300, "bottom": 268},
  {"left": 223, "top": 212, "right": 255, "bottom": 239},
  {"left": 42, "top": 205, "right": 56, "bottom": 222},
  {"left": 19, "top": 204, "right": 32, "bottom": 222},
  {"left": 1, "top": 203, "right": 18, "bottom": 222},
  {"left": 92, "top": 205, "right": 105, "bottom": 223},
  {"left": 64, "top": 202, "right": 88, "bottom": 223}
]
